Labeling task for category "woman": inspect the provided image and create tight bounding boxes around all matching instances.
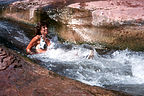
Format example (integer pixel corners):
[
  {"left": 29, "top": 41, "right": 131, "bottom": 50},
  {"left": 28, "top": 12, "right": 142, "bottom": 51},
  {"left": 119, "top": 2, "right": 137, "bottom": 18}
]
[{"left": 26, "top": 24, "right": 50, "bottom": 54}]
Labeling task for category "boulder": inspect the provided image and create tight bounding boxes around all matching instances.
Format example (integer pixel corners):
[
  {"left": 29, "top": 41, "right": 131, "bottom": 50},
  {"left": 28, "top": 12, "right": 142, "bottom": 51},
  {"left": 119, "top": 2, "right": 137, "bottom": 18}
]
[{"left": 50, "top": 0, "right": 144, "bottom": 50}]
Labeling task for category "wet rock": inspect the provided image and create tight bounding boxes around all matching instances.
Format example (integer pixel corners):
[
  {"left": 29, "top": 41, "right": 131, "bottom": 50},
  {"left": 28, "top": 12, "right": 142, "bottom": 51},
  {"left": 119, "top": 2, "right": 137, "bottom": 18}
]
[
  {"left": 0, "top": 45, "right": 131, "bottom": 96},
  {"left": 3, "top": 0, "right": 144, "bottom": 51},
  {"left": 51, "top": 0, "right": 144, "bottom": 50}
]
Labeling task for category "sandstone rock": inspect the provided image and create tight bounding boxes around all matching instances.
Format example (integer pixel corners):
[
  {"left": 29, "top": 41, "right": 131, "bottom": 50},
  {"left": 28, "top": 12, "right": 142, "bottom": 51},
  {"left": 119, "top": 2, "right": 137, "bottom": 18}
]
[
  {"left": 2, "top": 0, "right": 144, "bottom": 50},
  {"left": 53, "top": 0, "right": 144, "bottom": 50},
  {"left": 3, "top": 0, "right": 144, "bottom": 26},
  {"left": 68, "top": 0, "right": 144, "bottom": 26},
  {"left": 0, "top": 45, "right": 131, "bottom": 96}
]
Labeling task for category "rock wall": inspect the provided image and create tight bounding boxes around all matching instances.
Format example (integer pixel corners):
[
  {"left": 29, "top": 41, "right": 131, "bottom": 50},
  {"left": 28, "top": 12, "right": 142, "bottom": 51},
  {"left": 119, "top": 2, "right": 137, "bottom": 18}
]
[
  {"left": 49, "top": 0, "right": 144, "bottom": 50},
  {"left": 3, "top": 0, "right": 144, "bottom": 50}
]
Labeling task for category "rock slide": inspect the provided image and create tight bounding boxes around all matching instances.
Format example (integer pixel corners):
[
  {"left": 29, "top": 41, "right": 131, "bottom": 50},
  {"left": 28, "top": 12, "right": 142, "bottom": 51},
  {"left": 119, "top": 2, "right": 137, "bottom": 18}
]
[{"left": 0, "top": 45, "right": 131, "bottom": 96}]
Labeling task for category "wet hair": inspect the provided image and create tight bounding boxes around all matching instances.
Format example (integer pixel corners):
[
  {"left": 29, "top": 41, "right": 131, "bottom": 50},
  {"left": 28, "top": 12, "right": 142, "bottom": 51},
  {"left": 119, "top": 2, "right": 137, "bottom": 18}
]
[
  {"left": 35, "top": 22, "right": 48, "bottom": 35},
  {"left": 35, "top": 22, "right": 41, "bottom": 35}
]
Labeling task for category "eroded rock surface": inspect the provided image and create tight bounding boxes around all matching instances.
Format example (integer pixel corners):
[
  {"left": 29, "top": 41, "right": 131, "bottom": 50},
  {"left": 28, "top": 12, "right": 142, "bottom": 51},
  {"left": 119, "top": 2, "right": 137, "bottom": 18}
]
[
  {"left": 0, "top": 45, "right": 131, "bottom": 96},
  {"left": 52, "top": 0, "right": 144, "bottom": 50},
  {"left": 3, "top": 0, "right": 144, "bottom": 50},
  {"left": 4, "top": 0, "right": 144, "bottom": 26}
]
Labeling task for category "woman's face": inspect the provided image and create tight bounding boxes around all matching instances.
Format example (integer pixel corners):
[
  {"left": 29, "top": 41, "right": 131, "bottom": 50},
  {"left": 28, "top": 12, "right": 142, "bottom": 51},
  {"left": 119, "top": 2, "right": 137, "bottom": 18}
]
[{"left": 41, "top": 25, "right": 48, "bottom": 36}]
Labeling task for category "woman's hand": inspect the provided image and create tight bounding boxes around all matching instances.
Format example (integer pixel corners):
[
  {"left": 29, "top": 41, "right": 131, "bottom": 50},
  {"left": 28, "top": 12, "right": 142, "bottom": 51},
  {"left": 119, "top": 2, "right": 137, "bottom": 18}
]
[
  {"left": 45, "top": 38, "right": 51, "bottom": 46},
  {"left": 26, "top": 49, "right": 34, "bottom": 55},
  {"left": 26, "top": 35, "right": 41, "bottom": 54}
]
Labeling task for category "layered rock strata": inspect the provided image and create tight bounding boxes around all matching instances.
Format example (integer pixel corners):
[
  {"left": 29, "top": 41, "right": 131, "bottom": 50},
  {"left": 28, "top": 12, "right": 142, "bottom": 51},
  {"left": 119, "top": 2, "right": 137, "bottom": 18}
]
[{"left": 3, "top": 0, "right": 144, "bottom": 50}]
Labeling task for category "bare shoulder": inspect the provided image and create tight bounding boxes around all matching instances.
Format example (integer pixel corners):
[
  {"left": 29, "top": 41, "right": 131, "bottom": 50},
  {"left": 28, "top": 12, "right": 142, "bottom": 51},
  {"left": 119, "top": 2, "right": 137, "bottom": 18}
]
[
  {"left": 34, "top": 35, "right": 41, "bottom": 39},
  {"left": 30, "top": 35, "right": 41, "bottom": 43},
  {"left": 33, "top": 35, "right": 41, "bottom": 40}
]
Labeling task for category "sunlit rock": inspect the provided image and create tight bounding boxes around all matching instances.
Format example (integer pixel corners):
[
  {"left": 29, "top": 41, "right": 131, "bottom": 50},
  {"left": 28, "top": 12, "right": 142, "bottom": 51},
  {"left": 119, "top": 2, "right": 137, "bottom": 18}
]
[
  {"left": 54, "top": 0, "right": 144, "bottom": 50},
  {"left": 2, "top": 0, "right": 144, "bottom": 50}
]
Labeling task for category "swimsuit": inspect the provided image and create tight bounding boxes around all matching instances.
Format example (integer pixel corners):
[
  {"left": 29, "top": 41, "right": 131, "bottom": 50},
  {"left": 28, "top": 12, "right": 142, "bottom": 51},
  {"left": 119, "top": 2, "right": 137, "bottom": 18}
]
[
  {"left": 36, "top": 36, "right": 47, "bottom": 50},
  {"left": 36, "top": 35, "right": 58, "bottom": 50}
]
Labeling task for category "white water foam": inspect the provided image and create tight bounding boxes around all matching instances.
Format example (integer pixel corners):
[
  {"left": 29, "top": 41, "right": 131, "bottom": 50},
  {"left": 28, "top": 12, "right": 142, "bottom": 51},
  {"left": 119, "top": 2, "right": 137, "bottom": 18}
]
[
  {"left": 104, "top": 49, "right": 144, "bottom": 85},
  {"left": 29, "top": 44, "right": 95, "bottom": 62},
  {"left": 29, "top": 46, "right": 144, "bottom": 87}
]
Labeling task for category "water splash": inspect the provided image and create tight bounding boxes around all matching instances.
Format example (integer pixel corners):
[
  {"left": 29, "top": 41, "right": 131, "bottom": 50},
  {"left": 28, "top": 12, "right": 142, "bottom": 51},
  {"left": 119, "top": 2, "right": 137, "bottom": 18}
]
[
  {"left": 29, "top": 47, "right": 144, "bottom": 88},
  {"left": 29, "top": 44, "right": 95, "bottom": 62}
]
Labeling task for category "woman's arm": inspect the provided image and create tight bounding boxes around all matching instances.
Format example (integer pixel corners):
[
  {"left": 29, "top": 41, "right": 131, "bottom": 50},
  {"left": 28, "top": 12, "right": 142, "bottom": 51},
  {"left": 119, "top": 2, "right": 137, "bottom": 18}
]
[{"left": 26, "top": 35, "right": 40, "bottom": 54}]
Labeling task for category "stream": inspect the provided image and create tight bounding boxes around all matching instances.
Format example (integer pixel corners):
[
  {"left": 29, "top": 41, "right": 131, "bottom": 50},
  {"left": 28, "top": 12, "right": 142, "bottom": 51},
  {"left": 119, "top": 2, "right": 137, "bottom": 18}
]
[{"left": 1, "top": 19, "right": 144, "bottom": 96}]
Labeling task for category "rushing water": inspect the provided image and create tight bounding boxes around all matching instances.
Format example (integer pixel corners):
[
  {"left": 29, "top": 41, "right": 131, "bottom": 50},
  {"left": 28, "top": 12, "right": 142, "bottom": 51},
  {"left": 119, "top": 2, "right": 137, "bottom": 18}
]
[
  {"left": 29, "top": 47, "right": 144, "bottom": 96},
  {"left": 0, "top": 19, "right": 30, "bottom": 51},
  {"left": 1, "top": 20, "right": 144, "bottom": 96}
]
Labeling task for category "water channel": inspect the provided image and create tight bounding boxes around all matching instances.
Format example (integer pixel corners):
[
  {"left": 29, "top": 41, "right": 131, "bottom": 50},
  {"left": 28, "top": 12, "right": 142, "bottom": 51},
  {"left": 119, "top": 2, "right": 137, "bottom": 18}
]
[{"left": 1, "top": 19, "right": 144, "bottom": 96}]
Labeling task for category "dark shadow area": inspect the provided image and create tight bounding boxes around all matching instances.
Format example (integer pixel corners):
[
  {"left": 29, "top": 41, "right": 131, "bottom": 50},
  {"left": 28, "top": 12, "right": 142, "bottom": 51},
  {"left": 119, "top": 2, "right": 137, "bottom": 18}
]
[
  {"left": 35, "top": 9, "right": 61, "bottom": 27},
  {"left": 0, "top": 36, "right": 19, "bottom": 51}
]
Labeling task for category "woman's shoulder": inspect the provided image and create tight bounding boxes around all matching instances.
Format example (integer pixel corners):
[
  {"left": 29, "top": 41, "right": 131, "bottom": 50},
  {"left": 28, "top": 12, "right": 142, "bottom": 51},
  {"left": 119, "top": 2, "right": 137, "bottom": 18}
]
[
  {"left": 30, "top": 35, "right": 41, "bottom": 42},
  {"left": 34, "top": 35, "right": 41, "bottom": 39}
]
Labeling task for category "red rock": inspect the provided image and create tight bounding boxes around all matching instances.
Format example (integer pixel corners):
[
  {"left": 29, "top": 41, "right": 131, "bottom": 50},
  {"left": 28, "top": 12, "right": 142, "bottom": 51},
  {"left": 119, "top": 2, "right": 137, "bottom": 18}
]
[
  {"left": 4, "top": 0, "right": 144, "bottom": 26},
  {"left": 68, "top": 0, "right": 144, "bottom": 26},
  {"left": 3, "top": 0, "right": 144, "bottom": 50}
]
